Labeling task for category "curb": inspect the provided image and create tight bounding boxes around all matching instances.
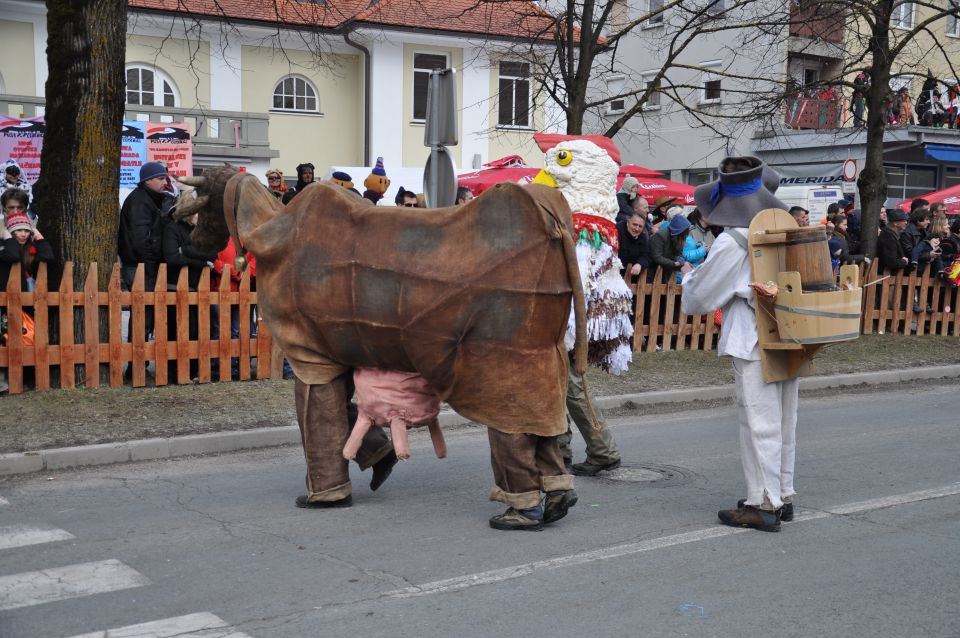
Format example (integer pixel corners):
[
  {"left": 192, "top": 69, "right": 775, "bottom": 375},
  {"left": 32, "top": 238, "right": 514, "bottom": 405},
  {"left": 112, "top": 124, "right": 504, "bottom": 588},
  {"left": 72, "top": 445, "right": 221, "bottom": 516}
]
[{"left": 4, "top": 365, "right": 960, "bottom": 477}]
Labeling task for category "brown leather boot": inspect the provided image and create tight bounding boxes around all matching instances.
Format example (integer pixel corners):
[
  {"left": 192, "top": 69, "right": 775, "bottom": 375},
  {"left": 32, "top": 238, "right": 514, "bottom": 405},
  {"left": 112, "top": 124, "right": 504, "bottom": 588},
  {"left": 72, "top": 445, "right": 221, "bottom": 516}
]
[{"left": 718, "top": 505, "right": 780, "bottom": 532}]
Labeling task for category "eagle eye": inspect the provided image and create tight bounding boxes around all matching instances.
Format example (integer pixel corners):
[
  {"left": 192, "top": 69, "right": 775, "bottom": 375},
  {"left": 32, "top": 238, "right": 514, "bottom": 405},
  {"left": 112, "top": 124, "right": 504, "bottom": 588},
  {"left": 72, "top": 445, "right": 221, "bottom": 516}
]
[{"left": 556, "top": 150, "right": 573, "bottom": 166}]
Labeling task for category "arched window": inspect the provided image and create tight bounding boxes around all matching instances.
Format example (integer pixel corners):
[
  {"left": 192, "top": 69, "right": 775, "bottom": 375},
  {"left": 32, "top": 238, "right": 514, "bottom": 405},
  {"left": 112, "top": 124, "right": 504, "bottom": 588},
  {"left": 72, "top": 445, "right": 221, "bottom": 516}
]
[
  {"left": 126, "top": 65, "right": 178, "bottom": 107},
  {"left": 272, "top": 75, "right": 319, "bottom": 113}
]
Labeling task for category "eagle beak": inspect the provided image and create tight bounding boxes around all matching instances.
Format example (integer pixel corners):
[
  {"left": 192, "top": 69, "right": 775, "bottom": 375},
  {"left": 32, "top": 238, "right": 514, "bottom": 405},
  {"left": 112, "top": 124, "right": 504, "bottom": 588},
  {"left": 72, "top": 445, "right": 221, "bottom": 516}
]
[{"left": 532, "top": 168, "right": 557, "bottom": 188}]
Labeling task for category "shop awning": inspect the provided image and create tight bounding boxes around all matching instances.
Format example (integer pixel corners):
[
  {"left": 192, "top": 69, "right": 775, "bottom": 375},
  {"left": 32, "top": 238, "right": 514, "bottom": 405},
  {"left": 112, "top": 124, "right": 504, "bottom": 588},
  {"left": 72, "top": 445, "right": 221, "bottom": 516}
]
[{"left": 924, "top": 144, "right": 960, "bottom": 162}]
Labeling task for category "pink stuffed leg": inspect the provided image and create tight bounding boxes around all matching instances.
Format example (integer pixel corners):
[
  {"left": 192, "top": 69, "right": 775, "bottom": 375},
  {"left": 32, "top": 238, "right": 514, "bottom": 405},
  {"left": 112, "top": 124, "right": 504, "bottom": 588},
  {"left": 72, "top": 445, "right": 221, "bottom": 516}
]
[
  {"left": 389, "top": 417, "right": 412, "bottom": 460},
  {"left": 343, "top": 412, "right": 374, "bottom": 460},
  {"left": 427, "top": 419, "right": 447, "bottom": 458}
]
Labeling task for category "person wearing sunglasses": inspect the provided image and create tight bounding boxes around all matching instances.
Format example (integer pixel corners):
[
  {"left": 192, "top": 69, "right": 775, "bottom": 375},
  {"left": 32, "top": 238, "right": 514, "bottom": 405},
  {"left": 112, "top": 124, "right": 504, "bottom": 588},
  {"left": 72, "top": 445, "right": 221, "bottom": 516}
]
[
  {"left": 265, "top": 169, "right": 287, "bottom": 200},
  {"left": 394, "top": 187, "right": 418, "bottom": 208}
]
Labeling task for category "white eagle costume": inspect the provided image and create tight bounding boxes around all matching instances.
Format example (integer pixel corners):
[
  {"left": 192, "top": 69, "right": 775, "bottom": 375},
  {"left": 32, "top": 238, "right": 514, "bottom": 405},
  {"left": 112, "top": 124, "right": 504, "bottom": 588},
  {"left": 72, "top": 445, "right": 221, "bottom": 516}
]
[{"left": 532, "top": 134, "right": 633, "bottom": 374}]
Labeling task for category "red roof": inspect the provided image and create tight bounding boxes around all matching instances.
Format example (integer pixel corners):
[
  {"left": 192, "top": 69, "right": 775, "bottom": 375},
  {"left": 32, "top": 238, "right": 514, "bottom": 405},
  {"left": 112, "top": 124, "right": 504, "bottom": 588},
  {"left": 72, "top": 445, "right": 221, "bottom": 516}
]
[{"left": 129, "top": 0, "right": 559, "bottom": 39}]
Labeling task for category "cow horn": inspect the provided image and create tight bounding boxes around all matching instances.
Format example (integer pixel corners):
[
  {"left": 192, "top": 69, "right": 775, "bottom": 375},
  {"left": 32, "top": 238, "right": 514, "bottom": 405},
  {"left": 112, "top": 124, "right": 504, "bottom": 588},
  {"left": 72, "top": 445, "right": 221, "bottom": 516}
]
[{"left": 177, "top": 176, "right": 207, "bottom": 187}]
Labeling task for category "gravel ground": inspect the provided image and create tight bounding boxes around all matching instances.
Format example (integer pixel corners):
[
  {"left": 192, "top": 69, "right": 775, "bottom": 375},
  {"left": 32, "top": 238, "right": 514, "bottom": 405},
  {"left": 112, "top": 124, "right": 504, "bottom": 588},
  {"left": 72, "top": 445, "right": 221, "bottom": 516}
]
[{"left": 4, "top": 333, "right": 959, "bottom": 453}]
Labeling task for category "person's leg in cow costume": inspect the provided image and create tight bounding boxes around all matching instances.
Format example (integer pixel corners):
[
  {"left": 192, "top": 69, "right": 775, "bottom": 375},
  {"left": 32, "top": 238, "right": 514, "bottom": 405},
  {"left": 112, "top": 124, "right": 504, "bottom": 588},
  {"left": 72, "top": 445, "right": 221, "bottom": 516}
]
[
  {"left": 488, "top": 430, "right": 576, "bottom": 531},
  {"left": 293, "top": 373, "right": 396, "bottom": 508}
]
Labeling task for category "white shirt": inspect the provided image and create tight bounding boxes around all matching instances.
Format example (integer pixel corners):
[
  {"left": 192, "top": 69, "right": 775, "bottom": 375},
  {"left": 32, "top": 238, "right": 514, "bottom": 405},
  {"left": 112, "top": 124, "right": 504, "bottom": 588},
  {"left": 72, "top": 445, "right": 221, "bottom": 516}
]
[{"left": 681, "top": 228, "right": 760, "bottom": 361}]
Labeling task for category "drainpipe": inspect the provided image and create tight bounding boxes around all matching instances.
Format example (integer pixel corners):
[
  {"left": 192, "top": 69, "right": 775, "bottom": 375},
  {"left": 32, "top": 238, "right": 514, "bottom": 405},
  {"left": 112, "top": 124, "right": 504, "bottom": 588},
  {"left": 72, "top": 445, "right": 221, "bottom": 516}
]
[{"left": 342, "top": 21, "right": 371, "bottom": 166}]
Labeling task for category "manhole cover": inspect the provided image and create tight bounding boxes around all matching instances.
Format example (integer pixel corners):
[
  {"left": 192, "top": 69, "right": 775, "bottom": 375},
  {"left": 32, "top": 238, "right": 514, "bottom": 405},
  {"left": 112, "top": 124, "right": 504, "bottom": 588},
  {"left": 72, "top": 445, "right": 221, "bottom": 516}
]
[{"left": 593, "top": 463, "right": 693, "bottom": 487}]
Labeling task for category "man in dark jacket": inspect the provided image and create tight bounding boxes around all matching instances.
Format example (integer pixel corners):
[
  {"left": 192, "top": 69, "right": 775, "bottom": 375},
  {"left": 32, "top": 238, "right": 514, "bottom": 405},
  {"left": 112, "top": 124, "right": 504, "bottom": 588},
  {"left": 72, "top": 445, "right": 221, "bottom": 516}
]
[
  {"left": 281, "top": 163, "right": 315, "bottom": 205},
  {"left": 899, "top": 208, "right": 929, "bottom": 258},
  {"left": 878, "top": 209, "right": 911, "bottom": 274},
  {"left": 617, "top": 210, "right": 650, "bottom": 280},
  {"left": 118, "top": 162, "right": 170, "bottom": 294}
]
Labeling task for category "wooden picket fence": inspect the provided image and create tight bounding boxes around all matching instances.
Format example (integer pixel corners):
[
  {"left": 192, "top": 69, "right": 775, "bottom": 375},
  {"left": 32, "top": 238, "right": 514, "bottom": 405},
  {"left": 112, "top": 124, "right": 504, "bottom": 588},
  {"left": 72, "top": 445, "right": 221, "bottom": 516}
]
[
  {"left": 626, "top": 260, "right": 960, "bottom": 351},
  {"left": 0, "top": 261, "right": 283, "bottom": 394},
  {"left": 3, "top": 260, "right": 958, "bottom": 394}
]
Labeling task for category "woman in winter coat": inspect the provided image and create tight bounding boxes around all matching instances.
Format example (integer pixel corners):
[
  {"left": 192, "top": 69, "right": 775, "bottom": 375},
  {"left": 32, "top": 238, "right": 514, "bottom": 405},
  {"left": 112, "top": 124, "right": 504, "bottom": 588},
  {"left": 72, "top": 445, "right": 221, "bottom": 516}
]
[
  {"left": 686, "top": 209, "right": 716, "bottom": 248},
  {"left": 0, "top": 190, "right": 51, "bottom": 292},
  {"left": 615, "top": 176, "right": 640, "bottom": 224},
  {"left": 648, "top": 215, "right": 691, "bottom": 283}
]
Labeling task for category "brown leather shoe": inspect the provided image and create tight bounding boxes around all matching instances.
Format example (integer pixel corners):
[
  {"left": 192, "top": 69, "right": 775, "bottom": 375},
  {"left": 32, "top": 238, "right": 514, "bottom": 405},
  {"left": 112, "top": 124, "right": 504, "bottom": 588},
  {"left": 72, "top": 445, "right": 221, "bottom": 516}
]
[
  {"left": 489, "top": 508, "right": 544, "bottom": 531},
  {"left": 295, "top": 495, "right": 353, "bottom": 509},
  {"left": 737, "top": 498, "right": 794, "bottom": 522},
  {"left": 718, "top": 505, "right": 780, "bottom": 532}
]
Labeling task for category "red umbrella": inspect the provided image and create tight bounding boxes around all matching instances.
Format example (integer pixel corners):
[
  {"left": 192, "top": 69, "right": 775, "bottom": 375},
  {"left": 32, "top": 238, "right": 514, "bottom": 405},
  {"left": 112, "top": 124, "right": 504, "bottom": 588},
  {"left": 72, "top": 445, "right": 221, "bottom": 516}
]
[
  {"left": 628, "top": 177, "right": 696, "bottom": 206},
  {"left": 458, "top": 155, "right": 539, "bottom": 196},
  {"left": 898, "top": 184, "right": 960, "bottom": 215}
]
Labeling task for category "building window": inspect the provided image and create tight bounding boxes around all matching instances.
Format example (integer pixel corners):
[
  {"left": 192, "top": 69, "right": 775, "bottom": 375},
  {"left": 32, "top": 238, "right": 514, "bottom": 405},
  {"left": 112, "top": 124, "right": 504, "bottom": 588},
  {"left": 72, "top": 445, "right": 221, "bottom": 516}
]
[
  {"left": 606, "top": 76, "right": 626, "bottom": 114},
  {"left": 948, "top": 1, "right": 960, "bottom": 37},
  {"left": 891, "top": 2, "right": 914, "bottom": 29},
  {"left": 700, "top": 62, "right": 722, "bottom": 104},
  {"left": 705, "top": 0, "right": 725, "bottom": 15},
  {"left": 642, "top": 73, "right": 661, "bottom": 109},
  {"left": 945, "top": 166, "right": 960, "bottom": 189},
  {"left": 272, "top": 76, "right": 319, "bottom": 113},
  {"left": 413, "top": 53, "right": 448, "bottom": 121},
  {"left": 686, "top": 168, "right": 715, "bottom": 186},
  {"left": 126, "top": 65, "right": 178, "bottom": 107},
  {"left": 498, "top": 61, "right": 531, "bottom": 128},
  {"left": 647, "top": 0, "right": 664, "bottom": 25},
  {"left": 884, "top": 163, "right": 937, "bottom": 201}
]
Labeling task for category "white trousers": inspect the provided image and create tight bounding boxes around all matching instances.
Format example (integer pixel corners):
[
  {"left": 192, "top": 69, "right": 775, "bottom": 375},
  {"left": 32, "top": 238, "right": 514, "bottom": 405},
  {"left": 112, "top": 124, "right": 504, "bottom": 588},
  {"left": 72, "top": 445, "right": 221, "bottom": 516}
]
[{"left": 731, "top": 357, "right": 799, "bottom": 510}]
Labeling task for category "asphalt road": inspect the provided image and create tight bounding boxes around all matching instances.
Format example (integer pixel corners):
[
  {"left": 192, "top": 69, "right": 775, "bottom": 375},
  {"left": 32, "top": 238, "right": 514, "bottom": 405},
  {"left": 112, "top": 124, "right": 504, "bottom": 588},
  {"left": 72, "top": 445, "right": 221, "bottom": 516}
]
[{"left": 1, "top": 383, "right": 958, "bottom": 638}]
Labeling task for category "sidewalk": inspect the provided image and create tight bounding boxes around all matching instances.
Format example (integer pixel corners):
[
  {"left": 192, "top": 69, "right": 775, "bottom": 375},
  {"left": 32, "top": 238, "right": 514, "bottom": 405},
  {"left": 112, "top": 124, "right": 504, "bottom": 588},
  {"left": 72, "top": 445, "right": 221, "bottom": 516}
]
[{"left": 4, "top": 363, "right": 959, "bottom": 477}]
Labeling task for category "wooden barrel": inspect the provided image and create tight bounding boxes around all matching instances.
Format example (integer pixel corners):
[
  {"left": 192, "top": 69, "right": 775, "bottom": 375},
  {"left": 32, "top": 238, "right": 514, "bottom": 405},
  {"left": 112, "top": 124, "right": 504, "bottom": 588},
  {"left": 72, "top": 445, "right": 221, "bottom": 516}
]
[{"left": 783, "top": 227, "right": 837, "bottom": 292}]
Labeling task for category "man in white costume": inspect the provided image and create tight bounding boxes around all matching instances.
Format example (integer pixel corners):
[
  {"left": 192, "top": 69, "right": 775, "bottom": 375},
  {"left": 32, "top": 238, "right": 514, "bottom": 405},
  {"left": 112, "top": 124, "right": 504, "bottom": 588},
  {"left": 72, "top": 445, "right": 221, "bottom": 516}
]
[{"left": 680, "top": 157, "right": 797, "bottom": 533}]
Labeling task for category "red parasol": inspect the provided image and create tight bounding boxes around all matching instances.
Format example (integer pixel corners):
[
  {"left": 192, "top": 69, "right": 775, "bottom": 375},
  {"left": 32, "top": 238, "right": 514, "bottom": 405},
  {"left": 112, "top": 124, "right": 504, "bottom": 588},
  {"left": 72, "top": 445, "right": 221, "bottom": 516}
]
[
  {"left": 457, "top": 155, "right": 539, "bottom": 196},
  {"left": 626, "top": 177, "right": 696, "bottom": 206},
  {"left": 898, "top": 184, "right": 960, "bottom": 215}
]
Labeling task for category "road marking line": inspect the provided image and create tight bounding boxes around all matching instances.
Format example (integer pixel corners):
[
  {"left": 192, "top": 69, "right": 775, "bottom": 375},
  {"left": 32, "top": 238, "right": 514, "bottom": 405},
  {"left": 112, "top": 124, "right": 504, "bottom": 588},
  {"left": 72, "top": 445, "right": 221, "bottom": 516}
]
[
  {"left": 68, "top": 612, "right": 254, "bottom": 638},
  {"left": 0, "top": 559, "right": 150, "bottom": 611},
  {"left": 0, "top": 525, "right": 74, "bottom": 550},
  {"left": 0, "top": 496, "right": 8, "bottom": 506},
  {"left": 386, "top": 482, "right": 960, "bottom": 599}
]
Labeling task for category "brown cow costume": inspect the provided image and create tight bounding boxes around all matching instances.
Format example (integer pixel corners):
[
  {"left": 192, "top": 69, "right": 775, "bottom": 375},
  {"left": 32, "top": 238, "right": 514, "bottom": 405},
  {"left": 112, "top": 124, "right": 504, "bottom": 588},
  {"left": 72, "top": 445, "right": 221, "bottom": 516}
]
[{"left": 176, "top": 168, "right": 587, "bottom": 530}]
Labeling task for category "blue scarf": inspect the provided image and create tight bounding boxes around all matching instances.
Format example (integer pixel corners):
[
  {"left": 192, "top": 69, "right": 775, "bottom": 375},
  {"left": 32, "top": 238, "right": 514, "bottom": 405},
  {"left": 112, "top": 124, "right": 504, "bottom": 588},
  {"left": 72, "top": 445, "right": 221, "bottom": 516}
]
[{"left": 710, "top": 175, "right": 763, "bottom": 207}]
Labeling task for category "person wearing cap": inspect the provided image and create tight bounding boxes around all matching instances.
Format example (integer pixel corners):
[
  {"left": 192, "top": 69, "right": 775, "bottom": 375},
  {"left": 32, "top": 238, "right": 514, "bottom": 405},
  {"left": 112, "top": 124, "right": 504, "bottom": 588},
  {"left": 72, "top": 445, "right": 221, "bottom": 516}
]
[
  {"left": 265, "top": 169, "right": 287, "bottom": 200},
  {"left": 649, "top": 194, "right": 678, "bottom": 228},
  {"left": 0, "top": 188, "right": 51, "bottom": 393},
  {"left": 877, "top": 208, "right": 911, "bottom": 274},
  {"left": 282, "top": 163, "right": 315, "bottom": 205},
  {"left": 118, "top": 161, "right": 170, "bottom": 296},
  {"left": 648, "top": 213, "right": 691, "bottom": 283},
  {"left": 680, "top": 156, "right": 797, "bottom": 533}
]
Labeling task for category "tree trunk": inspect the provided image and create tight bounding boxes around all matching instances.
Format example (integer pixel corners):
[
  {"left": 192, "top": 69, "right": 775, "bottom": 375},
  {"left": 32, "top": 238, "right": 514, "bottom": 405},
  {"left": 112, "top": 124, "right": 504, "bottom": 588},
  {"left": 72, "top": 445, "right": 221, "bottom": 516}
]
[
  {"left": 34, "top": 0, "right": 127, "bottom": 384},
  {"left": 35, "top": 0, "right": 127, "bottom": 288},
  {"left": 856, "top": 15, "right": 891, "bottom": 259}
]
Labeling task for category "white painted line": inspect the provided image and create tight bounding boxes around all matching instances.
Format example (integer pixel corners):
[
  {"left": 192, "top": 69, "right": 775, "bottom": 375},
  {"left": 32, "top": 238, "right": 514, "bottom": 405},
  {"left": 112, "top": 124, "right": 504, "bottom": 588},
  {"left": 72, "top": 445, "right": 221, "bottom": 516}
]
[
  {"left": 0, "top": 525, "right": 74, "bottom": 550},
  {"left": 68, "top": 612, "right": 254, "bottom": 638},
  {"left": 0, "top": 496, "right": 8, "bottom": 506},
  {"left": 0, "top": 559, "right": 150, "bottom": 611},
  {"left": 386, "top": 482, "right": 960, "bottom": 599}
]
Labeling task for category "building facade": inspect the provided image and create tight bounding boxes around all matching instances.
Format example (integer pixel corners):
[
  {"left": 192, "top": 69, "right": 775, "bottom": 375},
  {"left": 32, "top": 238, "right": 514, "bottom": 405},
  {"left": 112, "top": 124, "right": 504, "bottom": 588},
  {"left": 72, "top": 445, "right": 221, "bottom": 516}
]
[{"left": 0, "top": 0, "right": 560, "bottom": 189}]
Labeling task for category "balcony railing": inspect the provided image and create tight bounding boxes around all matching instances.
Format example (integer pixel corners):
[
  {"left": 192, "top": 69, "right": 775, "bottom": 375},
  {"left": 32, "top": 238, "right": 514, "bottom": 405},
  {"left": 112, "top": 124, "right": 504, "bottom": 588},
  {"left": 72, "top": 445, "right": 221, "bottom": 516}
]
[
  {"left": 0, "top": 94, "right": 277, "bottom": 160},
  {"left": 784, "top": 94, "right": 844, "bottom": 130}
]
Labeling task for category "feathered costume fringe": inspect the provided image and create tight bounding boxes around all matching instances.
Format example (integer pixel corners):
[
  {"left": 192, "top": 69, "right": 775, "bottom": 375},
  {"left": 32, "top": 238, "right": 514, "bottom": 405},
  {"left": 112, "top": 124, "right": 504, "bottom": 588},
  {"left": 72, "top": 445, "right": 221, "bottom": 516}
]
[{"left": 566, "top": 215, "right": 634, "bottom": 375}]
